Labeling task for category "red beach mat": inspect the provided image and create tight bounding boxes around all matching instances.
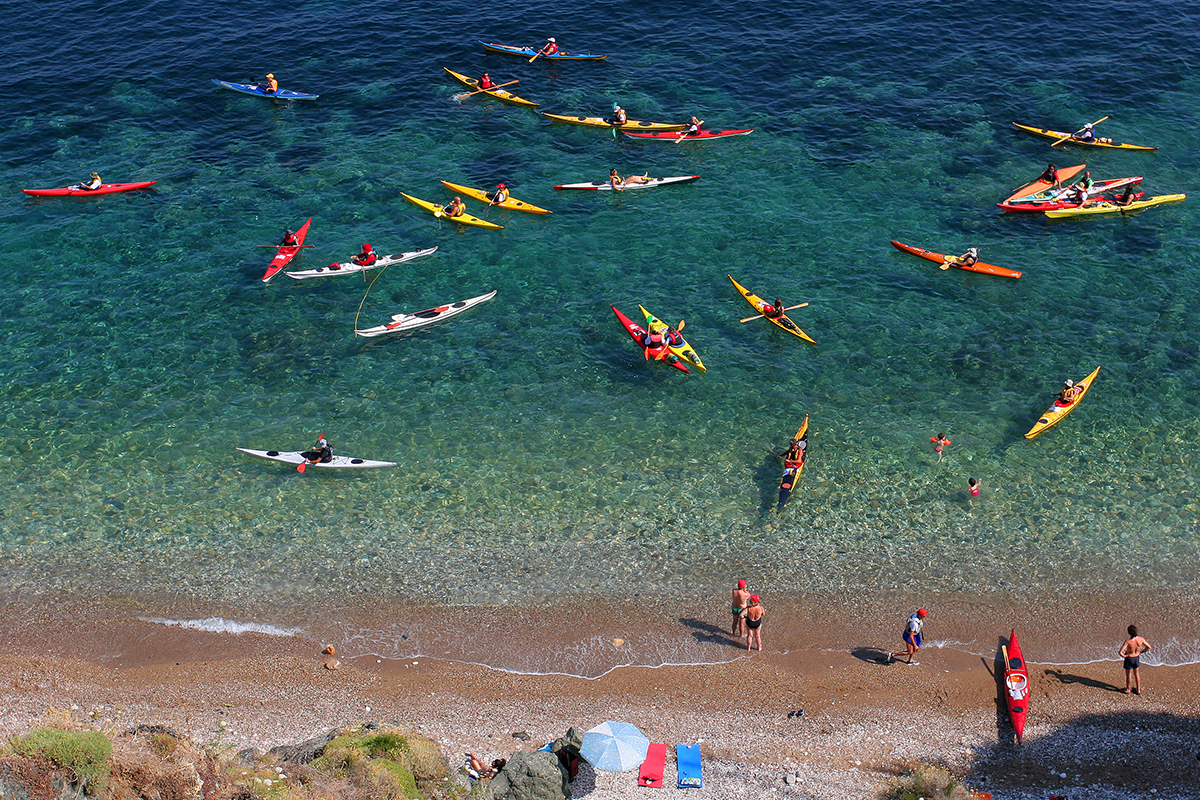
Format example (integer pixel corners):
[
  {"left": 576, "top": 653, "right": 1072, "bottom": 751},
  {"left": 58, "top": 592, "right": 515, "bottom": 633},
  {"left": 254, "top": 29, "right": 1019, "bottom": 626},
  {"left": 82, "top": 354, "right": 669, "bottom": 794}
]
[{"left": 638, "top": 743, "right": 667, "bottom": 787}]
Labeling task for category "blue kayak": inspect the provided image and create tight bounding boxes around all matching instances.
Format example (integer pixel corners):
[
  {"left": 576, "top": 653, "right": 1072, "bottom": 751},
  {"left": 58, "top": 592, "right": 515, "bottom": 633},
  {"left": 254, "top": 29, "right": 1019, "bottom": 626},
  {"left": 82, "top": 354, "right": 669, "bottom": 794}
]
[
  {"left": 211, "top": 79, "right": 319, "bottom": 101},
  {"left": 478, "top": 41, "right": 607, "bottom": 60}
]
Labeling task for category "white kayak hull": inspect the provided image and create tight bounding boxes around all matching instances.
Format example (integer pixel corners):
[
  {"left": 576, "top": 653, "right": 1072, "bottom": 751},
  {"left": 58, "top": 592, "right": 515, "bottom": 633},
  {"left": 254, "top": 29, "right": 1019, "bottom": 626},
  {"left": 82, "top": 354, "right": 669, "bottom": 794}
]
[
  {"left": 355, "top": 290, "right": 497, "bottom": 337},
  {"left": 285, "top": 247, "right": 437, "bottom": 279},
  {"left": 554, "top": 175, "right": 700, "bottom": 191},
  {"left": 236, "top": 448, "right": 396, "bottom": 468}
]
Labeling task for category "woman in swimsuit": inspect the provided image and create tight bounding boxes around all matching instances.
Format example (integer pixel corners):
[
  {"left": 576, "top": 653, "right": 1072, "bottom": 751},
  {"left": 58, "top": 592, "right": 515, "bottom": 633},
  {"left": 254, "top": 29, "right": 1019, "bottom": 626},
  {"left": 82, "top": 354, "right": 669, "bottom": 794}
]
[{"left": 744, "top": 595, "right": 765, "bottom": 652}]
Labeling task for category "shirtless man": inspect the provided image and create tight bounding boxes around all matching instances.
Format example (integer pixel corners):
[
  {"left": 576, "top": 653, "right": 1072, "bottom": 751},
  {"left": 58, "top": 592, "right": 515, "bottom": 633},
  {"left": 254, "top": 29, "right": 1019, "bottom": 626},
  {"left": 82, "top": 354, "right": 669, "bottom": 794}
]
[
  {"left": 731, "top": 579, "right": 751, "bottom": 637},
  {"left": 1120, "top": 625, "right": 1152, "bottom": 695}
]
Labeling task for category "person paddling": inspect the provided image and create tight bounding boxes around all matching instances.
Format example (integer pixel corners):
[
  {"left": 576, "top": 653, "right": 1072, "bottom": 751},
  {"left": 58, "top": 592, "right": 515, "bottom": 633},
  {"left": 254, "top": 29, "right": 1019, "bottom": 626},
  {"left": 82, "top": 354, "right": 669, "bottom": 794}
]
[
  {"left": 260, "top": 73, "right": 279, "bottom": 94},
  {"left": 609, "top": 103, "right": 628, "bottom": 126},
  {"left": 760, "top": 298, "right": 786, "bottom": 319},
  {"left": 1058, "top": 379, "right": 1083, "bottom": 406},
  {"left": 535, "top": 37, "right": 559, "bottom": 57},
  {"left": 441, "top": 197, "right": 467, "bottom": 218},
  {"left": 683, "top": 115, "right": 704, "bottom": 136},
  {"left": 1037, "top": 163, "right": 1060, "bottom": 189},
  {"left": 280, "top": 228, "right": 299, "bottom": 246},
  {"left": 490, "top": 183, "right": 510, "bottom": 204},
  {"left": 78, "top": 172, "right": 102, "bottom": 191},
  {"left": 1115, "top": 183, "right": 1137, "bottom": 207},
  {"left": 479, "top": 72, "right": 495, "bottom": 90},
  {"left": 304, "top": 437, "right": 333, "bottom": 465},
  {"left": 351, "top": 243, "right": 377, "bottom": 266},
  {"left": 1074, "top": 122, "right": 1096, "bottom": 142}
]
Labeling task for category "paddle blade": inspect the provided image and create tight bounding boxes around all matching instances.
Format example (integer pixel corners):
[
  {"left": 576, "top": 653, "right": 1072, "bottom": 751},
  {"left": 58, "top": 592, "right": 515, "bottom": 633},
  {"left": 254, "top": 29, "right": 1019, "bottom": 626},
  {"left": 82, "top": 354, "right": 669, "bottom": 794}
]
[{"left": 297, "top": 462, "right": 307, "bottom": 473}]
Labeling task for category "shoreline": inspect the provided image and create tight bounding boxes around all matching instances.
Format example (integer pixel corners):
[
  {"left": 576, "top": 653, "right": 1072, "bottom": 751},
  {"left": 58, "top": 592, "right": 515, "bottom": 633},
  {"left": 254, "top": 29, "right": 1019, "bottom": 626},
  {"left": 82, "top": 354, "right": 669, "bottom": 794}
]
[{"left": 3, "top": 599, "right": 1199, "bottom": 799}]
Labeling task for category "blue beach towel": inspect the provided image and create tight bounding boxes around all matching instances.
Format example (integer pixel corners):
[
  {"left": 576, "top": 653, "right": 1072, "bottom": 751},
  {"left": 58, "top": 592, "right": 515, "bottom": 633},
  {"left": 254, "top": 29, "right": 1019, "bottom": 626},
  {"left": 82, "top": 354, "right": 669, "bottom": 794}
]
[{"left": 675, "top": 744, "right": 702, "bottom": 788}]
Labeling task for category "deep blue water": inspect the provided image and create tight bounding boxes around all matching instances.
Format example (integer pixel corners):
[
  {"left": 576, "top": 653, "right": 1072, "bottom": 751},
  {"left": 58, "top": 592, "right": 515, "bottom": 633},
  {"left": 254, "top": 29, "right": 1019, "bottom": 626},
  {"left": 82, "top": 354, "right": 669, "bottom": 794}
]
[{"left": 2, "top": 0, "right": 1198, "bottom": 674}]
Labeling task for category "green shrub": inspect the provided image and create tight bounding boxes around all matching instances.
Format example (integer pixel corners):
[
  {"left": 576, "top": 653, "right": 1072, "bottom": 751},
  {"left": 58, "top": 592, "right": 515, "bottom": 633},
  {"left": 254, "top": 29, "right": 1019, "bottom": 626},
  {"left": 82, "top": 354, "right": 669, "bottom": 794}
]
[
  {"left": 11, "top": 727, "right": 112, "bottom": 795},
  {"left": 880, "top": 764, "right": 975, "bottom": 800}
]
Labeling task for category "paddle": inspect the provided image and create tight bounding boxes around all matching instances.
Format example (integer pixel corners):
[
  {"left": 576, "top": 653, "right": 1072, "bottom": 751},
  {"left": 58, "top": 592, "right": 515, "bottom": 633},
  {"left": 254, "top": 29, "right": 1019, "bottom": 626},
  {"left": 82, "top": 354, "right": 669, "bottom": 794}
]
[
  {"left": 256, "top": 244, "right": 315, "bottom": 248},
  {"left": 454, "top": 79, "right": 518, "bottom": 101},
  {"left": 740, "top": 302, "right": 808, "bottom": 323},
  {"left": 1050, "top": 115, "right": 1109, "bottom": 147},
  {"left": 1002, "top": 644, "right": 1010, "bottom": 670},
  {"left": 296, "top": 431, "right": 325, "bottom": 473}
]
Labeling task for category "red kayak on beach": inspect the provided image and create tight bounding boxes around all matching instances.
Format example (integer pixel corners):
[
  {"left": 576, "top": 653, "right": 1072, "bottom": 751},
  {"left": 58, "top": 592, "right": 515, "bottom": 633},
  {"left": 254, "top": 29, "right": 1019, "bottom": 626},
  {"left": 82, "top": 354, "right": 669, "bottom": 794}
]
[
  {"left": 624, "top": 128, "right": 754, "bottom": 141},
  {"left": 1003, "top": 630, "right": 1030, "bottom": 743},
  {"left": 611, "top": 306, "right": 690, "bottom": 373},
  {"left": 22, "top": 180, "right": 158, "bottom": 197},
  {"left": 261, "top": 218, "right": 312, "bottom": 283}
]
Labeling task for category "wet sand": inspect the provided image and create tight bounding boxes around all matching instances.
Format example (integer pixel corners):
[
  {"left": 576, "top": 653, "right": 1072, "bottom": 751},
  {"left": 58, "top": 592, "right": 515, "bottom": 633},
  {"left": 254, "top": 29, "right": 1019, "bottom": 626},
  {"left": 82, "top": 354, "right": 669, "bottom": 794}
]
[{"left": 2, "top": 597, "right": 1198, "bottom": 799}]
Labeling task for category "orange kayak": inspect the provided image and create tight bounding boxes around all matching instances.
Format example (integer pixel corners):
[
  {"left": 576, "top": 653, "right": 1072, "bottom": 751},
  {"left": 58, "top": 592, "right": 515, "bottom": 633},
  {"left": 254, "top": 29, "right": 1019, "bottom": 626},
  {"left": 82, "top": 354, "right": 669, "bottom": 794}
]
[
  {"left": 889, "top": 241, "right": 1021, "bottom": 280},
  {"left": 1002, "top": 164, "right": 1085, "bottom": 204}
]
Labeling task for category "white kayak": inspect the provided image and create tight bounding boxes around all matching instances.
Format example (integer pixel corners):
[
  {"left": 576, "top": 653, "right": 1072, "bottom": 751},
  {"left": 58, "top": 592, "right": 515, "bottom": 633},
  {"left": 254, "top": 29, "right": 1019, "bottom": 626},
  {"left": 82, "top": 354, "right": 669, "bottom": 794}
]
[
  {"left": 236, "top": 447, "right": 396, "bottom": 469},
  {"left": 285, "top": 246, "right": 437, "bottom": 280},
  {"left": 554, "top": 175, "right": 700, "bottom": 191},
  {"left": 355, "top": 290, "right": 497, "bottom": 337}
]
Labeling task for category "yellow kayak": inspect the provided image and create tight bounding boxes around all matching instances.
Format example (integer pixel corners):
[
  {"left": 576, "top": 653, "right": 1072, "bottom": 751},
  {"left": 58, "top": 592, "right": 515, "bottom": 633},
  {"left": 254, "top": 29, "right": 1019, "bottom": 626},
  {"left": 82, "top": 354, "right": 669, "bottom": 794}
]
[
  {"left": 1010, "top": 122, "right": 1157, "bottom": 151},
  {"left": 541, "top": 112, "right": 687, "bottom": 132},
  {"left": 728, "top": 275, "right": 815, "bottom": 344},
  {"left": 400, "top": 192, "right": 503, "bottom": 230},
  {"left": 639, "top": 305, "right": 706, "bottom": 371},
  {"left": 1044, "top": 193, "right": 1185, "bottom": 218},
  {"left": 439, "top": 180, "right": 552, "bottom": 214},
  {"left": 443, "top": 67, "right": 539, "bottom": 108},
  {"left": 1025, "top": 366, "right": 1101, "bottom": 439}
]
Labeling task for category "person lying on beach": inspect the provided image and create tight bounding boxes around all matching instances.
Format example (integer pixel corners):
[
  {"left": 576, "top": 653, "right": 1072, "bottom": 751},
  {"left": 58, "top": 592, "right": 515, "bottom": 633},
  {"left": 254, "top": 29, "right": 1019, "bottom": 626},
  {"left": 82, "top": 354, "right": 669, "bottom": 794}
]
[{"left": 465, "top": 754, "right": 506, "bottom": 780}]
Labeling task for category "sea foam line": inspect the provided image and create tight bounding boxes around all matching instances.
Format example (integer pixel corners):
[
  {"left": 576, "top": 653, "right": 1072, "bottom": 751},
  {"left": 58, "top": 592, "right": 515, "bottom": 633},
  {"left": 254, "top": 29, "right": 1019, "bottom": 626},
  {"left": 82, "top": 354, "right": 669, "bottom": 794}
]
[{"left": 141, "top": 616, "right": 303, "bottom": 637}]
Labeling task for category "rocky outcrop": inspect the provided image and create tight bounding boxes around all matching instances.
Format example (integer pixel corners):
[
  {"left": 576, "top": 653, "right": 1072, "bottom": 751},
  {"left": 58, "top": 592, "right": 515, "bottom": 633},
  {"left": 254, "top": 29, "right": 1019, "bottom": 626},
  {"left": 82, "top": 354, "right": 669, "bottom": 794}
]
[{"left": 485, "top": 750, "right": 570, "bottom": 800}]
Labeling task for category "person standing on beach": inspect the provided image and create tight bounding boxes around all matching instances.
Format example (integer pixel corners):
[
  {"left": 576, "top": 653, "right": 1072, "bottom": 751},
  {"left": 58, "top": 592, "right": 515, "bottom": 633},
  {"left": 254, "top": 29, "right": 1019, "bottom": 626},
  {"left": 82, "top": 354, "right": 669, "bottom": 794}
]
[
  {"left": 744, "top": 595, "right": 765, "bottom": 652},
  {"left": 1120, "top": 625, "right": 1152, "bottom": 695},
  {"left": 731, "top": 579, "right": 751, "bottom": 637},
  {"left": 891, "top": 608, "right": 927, "bottom": 665}
]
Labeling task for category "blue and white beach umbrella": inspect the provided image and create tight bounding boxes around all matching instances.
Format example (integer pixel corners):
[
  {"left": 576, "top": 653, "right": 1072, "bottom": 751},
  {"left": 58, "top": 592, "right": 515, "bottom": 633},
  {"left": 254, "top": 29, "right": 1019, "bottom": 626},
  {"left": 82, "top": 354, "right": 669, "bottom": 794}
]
[{"left": 580, "top": 721, "right": 650, "bottom": 772}]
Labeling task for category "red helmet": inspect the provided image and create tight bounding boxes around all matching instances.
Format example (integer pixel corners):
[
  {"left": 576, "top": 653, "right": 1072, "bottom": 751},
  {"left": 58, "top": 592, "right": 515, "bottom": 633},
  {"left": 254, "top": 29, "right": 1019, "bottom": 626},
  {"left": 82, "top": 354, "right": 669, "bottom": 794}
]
[
  {"left": 497, "top": 183, "right": 506, "bottom": 189},
  {"left": 362, "top": 243, "right": 372, "bottom": 251}
]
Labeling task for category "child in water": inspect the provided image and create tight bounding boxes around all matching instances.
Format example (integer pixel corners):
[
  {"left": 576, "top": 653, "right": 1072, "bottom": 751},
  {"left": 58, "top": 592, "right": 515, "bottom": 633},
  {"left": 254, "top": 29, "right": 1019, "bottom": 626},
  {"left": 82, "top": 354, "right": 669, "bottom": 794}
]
[
  {"left": 968, "top": 477, "right": 980, "bottom": 507},
  {"left": 931, "top": 433, "right": 951, "bottom": 462}
]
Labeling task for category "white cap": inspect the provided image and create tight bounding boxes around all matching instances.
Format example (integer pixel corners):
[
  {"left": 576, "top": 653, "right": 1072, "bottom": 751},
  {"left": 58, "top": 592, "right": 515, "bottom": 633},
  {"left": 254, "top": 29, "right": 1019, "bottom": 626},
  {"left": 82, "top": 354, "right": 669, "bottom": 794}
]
[{"left": 548, "top": 37, "right": 555, "bottom": 42}]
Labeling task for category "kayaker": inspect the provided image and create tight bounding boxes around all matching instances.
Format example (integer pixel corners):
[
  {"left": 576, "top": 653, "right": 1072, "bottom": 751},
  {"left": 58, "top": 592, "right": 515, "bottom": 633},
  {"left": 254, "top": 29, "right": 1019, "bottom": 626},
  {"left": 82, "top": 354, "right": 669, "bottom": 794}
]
[
  {"left": 623, "top": 172, "right": 653, "bottom": 186},
  {"left": 683, "top": 115, "right": 704, "bottom": 136},
  {"left": 78, "top": 172, "right": 102, "bottom": 191},
  {"left": 608, "top": 168, "right": 625, "bottom": 191},
  {"left": 490, "top": 183, "right": 510, "bottom": 204},
  {"left": 890, "top": 608, "right": 927, "bottom": 665},
  {"left": 641, "top": 326, "right": 666, "bottom": 350},
  {"left": 441, "top": 197, "right": 467, "bottom": 218},
  {"left": 944, "top": 248, "right": 978, "bottom": 270},
  {"left": 352, "top": 244, "right": 377, "bottom": 266},
  {"left": 304, "top": 437, "right": 333, "bottom": 464},
  {"left": 1074, "top": 122, "right": 1096, "bottom": 142},
  {"left": 1115, "top": 183, "right": 1137, "bottom": 206},
  {"left": 609, "top": 103, "right": 628, "bottom": 126},
  {"left": 1058, "top": 379, "right": 1083, "bottom": 406},
  {"left": 1072, "top": 171, "right": 1095, "bottom": 204},
  {"left": 1037, "top": 163, "right": 1060, "bottom": 188},
  {"left": 261, "top": 73, "right": 279, "bottom": 94},
  {"left": 664, "top": 325, "right": 685, "bottom": 347},
  {"left": 479, "top": 72, "right": 495, "bottom": 89},
  {"left": 280, "top": 228, "right": 299, "bottom": 246},
  {"left": 761, "top": 298, "right": 786, "bottom": 319},
  {"left": 775, "top": 437, "right": 806, "bottom": 466},
  {"left": 535, "top": 37, "right": 559, "bottom": 57}
]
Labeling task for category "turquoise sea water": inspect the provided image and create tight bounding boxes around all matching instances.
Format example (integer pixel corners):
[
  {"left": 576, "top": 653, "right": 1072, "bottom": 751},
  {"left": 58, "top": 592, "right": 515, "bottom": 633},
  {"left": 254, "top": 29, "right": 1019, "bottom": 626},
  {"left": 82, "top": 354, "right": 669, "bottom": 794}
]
[{"left": 2, "top": 0, "right": 1198, "bottom": 676}]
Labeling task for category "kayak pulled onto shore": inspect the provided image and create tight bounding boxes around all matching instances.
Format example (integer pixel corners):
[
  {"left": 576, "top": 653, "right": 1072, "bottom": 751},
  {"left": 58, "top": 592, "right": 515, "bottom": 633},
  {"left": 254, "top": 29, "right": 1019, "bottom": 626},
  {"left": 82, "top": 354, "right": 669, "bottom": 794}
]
[
  {"left": 400, "top": 192, "right": 503, "bottom": 229},
  {"left": 541, "top": 112, "right": 686, "bottom": 132},
  {"left": 889, "top": 240, "right": 1022, "bottom": 280},
  {"left": 1044, "top": 193, "right": 1186, "bottom": 218},
  {"left": 235, "top": 448, "right": 396, "bottom": 469},
  {"left": 478, "top": 41, "right": 607, "bottom": 60},
  {"left": 285, "top": 246, "right": 438, "bottom": 280},
  {"left": 22, "top": 180, "right": 158, "bottom": 197},
  {"left": 624, "top": 128, "right": 754, "bottom": 141},
  {"left": 261, "top": 218, "right": 312, "bottom": 283},
  {"left": 611, "top": 305, "right": 690, "bottom": 373},
  {"left": 1003, "top": 630, "right": 1030, "bottom": 744},
  {"left": 443, "top": 67, "right": 539, "bottom": 108},
  {"left": 1024, "top": 366, "right": 1101, "bottom": 439},
  {"left": 555, "top": 175, "right": 700, "bottom": 191},
  {"left": 355, "top": 291, "right": 497, "bottom": 337},
  {"left": 728, "top": 275, "right": 816, "bottom": 344},
  {"left": 1011, "top": 122, "right": 1156, "bottom": 151},
  {"left": 439, "top": 180, "right": 551, "bottom": 214},
  {"left": 212, "top": 79, "right": 319, "bottom": 101}
]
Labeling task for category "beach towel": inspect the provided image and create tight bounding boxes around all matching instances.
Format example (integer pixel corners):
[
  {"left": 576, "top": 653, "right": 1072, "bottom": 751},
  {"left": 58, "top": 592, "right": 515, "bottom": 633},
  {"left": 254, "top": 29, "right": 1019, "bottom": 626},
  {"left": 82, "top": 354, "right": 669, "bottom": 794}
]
[
  {"left": 676, "top": 744, "right": 702, "bottom": 788},
  {"left": 638, "top": 743, "right": 667, "bottom": 787}
]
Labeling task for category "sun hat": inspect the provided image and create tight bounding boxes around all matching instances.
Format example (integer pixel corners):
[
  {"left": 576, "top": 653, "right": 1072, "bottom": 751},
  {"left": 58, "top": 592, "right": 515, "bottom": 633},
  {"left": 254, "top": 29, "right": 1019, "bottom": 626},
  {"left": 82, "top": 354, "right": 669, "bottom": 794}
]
[
  {"left": 750, "top": 594, "right": 760, "bottom": 602},
  {"left": 737, "top": 580, "right": 746, "bottom": 589},
  {"left": 917, "top": 608, "right": 928, "bottom": 616}
]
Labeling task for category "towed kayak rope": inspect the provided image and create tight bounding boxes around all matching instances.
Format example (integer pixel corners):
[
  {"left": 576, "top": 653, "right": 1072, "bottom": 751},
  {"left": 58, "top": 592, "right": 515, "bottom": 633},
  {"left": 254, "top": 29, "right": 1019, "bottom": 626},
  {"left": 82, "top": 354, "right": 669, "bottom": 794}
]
[{"left": 353, "top": 260, "right": 396, "bottom": 333}]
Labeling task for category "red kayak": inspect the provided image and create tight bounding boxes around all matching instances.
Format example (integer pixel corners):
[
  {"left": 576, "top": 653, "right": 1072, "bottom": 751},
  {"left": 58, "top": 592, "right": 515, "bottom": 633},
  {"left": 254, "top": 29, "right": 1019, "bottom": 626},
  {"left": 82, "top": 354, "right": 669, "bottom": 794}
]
[
  {"left": 261, "top": 218, "right": 312, "bottom": 283},
  {"left": 1003, "top": 630, "right": 1030, "bottom": 743},
  {"left": 611, "top": 306, "right": 690, "bottom": 373},
  {"left": 890, "top": 240, "right": 1022, "bottom": 279},
  {"left": 624, "top": 128, "right": 754, "bottom": 141},
  {"left": 1001, "top": 164, "right": 1085, "bottom": 204},
  {"left": 997, "top": 176, "right": 1143, "bottom": 212},
  {"left": 22, "top": 180, "right": 158, "bottom": 197}
]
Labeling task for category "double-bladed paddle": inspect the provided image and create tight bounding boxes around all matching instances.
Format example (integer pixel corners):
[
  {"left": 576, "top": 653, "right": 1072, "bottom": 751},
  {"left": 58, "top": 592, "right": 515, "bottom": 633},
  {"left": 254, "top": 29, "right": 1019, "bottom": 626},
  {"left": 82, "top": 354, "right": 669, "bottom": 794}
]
[
  {"left": 740, "top": 302, "right": 809, "bottom": 323},
  {"left": 296, "top": 431, "right": 325, "bottom": 473},
  {"left": 1051, "top": 115, "right": 1109, "bottom": 147},
  {"left": 454, "top": 79, "right": 519, "bottom": 101}
]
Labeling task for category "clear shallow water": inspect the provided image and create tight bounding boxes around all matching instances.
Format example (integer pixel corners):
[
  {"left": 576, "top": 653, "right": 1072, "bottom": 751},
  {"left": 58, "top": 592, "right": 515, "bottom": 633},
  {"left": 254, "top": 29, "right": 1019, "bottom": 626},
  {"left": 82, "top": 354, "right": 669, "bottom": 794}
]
[{"left": 2, "top": 0, "right": 1198, "bottom": 672}]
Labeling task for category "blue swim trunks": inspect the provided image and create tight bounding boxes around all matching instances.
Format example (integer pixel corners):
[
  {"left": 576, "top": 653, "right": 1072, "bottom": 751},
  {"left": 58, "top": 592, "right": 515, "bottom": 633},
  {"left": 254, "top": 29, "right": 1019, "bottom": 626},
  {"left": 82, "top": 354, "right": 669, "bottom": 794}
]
[{"left": 903, "top": 630, "right": 923, "bottom": 647}]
